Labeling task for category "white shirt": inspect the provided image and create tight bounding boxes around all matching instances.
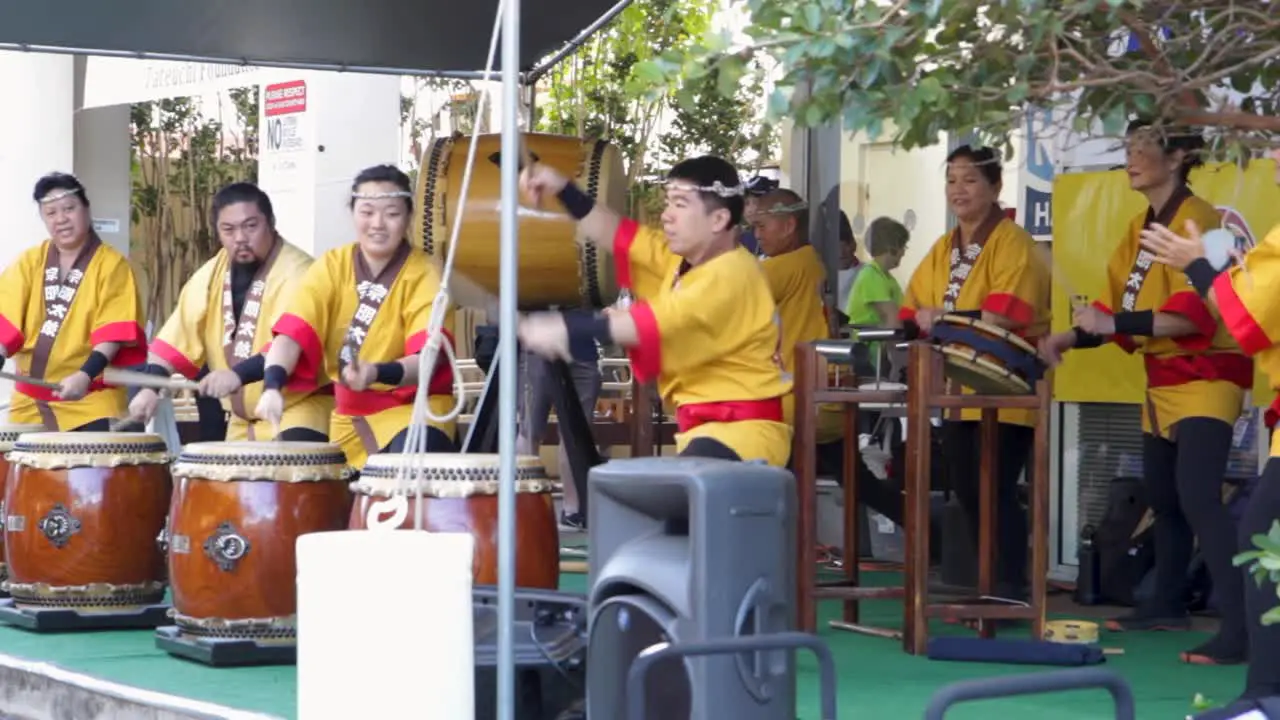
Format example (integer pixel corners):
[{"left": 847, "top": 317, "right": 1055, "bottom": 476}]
[{"left": 837, "top": 266, "right": 861, "bottom": 312}]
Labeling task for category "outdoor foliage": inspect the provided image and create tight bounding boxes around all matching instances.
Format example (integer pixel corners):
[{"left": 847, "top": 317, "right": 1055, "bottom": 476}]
[
  {"left": 634, "top": 0, "right": 1280, "bottom": 160},
  {"left": 130, "top": 87, "right": 259, "bottom": 324},
  {"left": 1235, "top": 520, "right": 1280, "bottom": 627}
]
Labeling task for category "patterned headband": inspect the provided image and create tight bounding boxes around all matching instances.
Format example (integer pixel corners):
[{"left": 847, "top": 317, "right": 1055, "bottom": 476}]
[
  {"left": 664, "top": 180, "right": 745, "bottom": 198},
  {"left": 352, "top": 191, "right": 412, "bottom": 200},
  {"left": 38, "top": 189, "right": 81, "bottom": 204}
]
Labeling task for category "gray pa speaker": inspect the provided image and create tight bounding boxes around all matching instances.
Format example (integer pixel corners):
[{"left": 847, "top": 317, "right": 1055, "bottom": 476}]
[{"left": 584, "top": 457, "right": 796, "bottom": 720}]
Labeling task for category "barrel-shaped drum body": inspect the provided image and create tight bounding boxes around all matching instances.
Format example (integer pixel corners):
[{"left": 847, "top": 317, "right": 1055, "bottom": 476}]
[
  {"left": 3, "top": 432, "right": 172, "bottom": 609},
  {"left": 0, "top": 424, "right": 44, "bottom": 583},
  {"left": 413, "top": 132, "right": 627, "bottom": 309},
  {"left": 168, "top": 441, "right": 352, "bottom": 639},
  {"left": 350, "top": 453, "right": 559, "bottom": 589}
]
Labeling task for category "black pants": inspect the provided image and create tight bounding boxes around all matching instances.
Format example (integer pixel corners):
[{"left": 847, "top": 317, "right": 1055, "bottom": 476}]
[
  {"left": 1241, "top": 456, "right": 1280, "bottom": 696},
  {"left": 69, "top": 418, "right": 112, "bottom": 432},
  {"left": 815, "top": 438, "right": 905, "bottom": 528},
  {"left": 382, "top": 426, "right": 458, "bottom": 454},
  {"left": 680, "top": 438, "right": 741, "bottom": 461},
  {"left": 1141, "top": 418, "right": 1244, "bottom": 638},
  {"left": 279, "top": 427, "right": 329, "bottom": 442},
  {"left": 942, "top": 420, "right": 1034, "bottom": 591}
]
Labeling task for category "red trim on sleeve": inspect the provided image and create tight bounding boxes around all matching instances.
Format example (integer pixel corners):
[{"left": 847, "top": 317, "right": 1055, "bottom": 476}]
[
  {"left": 626, "top": 300, "right": 662, "bottom": 383},
  {"left": 149, "top": 339, "right": 201, "bottom": 380},
  {"left": 410, "top": 328, "right": 457, "bottom": 396},
  {"left": 1212, "top": 272, "right": 1272, "bottom": 356},
  {"left": 613, "top": 218, "right": 640, "bottom": 290},
  {"left": 982, "top": 293, "right": 1034, "bottom": 327},
  {"left": 1091, "top": 301, "right": 1137, "bottom": 354},
  {"left": 1160, "top": 290, "right": 1217, "bottom": 351},
  {"left": 0, "top": 314, "right": 24, "bottom": 357},
  {"left": 272, "top": 313, "right": 324, "bottom": 391},
  {"left": 91, "top": 321, "right": 148, "bottom": 367},
  {"left": 898, "top": 306, "right": 917, "bottom": 323}
]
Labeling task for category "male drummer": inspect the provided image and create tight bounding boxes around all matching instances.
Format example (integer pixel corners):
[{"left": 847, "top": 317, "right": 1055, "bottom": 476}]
[
  {"left": 517, "top": 156, "right": 793, "bottom": 466},
  {"left": 128, "top": 183, "right": 333, "bottom": 441}
]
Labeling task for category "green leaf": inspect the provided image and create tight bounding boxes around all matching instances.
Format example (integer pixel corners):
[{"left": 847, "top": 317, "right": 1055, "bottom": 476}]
[
  {"left": 1264, "top": 606, "right": 1280, "bottom": 627},
  {"left": 802, "top": 4, "right": 823, "bottom": 33},
  {"left": 917, "top": 76, "right": 945, "bottom": 103}
]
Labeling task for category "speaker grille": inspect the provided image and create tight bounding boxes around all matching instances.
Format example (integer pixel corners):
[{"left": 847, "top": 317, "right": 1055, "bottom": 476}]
[{"left": 587, "top": 594, "right": 690, "bottom": 720}]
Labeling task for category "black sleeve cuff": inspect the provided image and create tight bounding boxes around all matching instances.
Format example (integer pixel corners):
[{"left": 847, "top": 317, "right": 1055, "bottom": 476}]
[
  {"left": 563, "top": 310, "right": 612, "bottom": 361},
  {"left": 1113, "top": 310, "right": 1155, "bottom": 337},
  {"left": 79, "top": 350, "right": 109, "bottom": 379},
  {"left": 142, "top": 363, "right": 171, "bottom": 378},
  {"left": 556, "top": 182, "right": 595, "bottom": 221},
  {"left": 1073, "top": 327, "right": 1105, "bottom": 349},
  {"left": 1185, "top": 258, "right": 1221, "bottom": 298},
  {"left": 263, "top": 365, "right": 288, "bottom": 391},
  {"left": 231, "top": 355, "right": 266, "bottom": 385},
  {"left": 375, "top": 361, "right": 406, "bottom": 387}
]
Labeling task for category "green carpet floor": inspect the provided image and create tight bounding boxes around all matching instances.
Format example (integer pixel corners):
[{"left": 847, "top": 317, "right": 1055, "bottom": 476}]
[{"left": 0, "top": 572, "right": 1246, "bottom": 719}]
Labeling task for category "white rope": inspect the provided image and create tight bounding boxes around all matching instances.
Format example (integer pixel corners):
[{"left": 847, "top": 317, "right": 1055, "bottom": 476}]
[{"left": 366, "top": 0, "right": 505, "bottom": 531}]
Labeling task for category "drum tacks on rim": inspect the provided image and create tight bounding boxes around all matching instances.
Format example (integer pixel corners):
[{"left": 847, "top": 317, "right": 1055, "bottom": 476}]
[{"left": 928, "top": 314, "right": 1046, "bottom": 395}]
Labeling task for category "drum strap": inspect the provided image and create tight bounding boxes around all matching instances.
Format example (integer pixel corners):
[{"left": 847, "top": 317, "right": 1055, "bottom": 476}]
[
  {"left": 220, "top": 239, "right": 282, "bottom": 425},
  {"left": 929, "top": 323, "right": 1045, "bottom": 385},
  {"left": 1121, "top": 185, "right": 1192, "bottom": 311},
  {"left": 27, "top": 233, "right": 102, "bottom": 430}
]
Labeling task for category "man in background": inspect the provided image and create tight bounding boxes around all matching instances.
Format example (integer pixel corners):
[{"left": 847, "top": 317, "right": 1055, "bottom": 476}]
[{"left": 835, "top": 211, "right": 862, "bottom": 320}]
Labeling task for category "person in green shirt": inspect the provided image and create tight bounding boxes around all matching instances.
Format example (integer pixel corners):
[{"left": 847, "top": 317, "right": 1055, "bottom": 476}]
[{"left": 844, "top": 217, "right": 910, "bottom": 377}]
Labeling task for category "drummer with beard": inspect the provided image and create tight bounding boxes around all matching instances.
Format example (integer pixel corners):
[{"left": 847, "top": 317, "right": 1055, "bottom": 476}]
[
  {"left": 129, "top": 182, "right": 333, "bottom": 441},
  {"left": 1039, "top": 122, "right": 1250, "bottom": 666},
  {"left": 517, "top": 155, "right": 792, "bottom": 466},
  {"left": 900, "top": 145, "right": 1049, "bottom": 601},
  {"left": 1139, "top": 146, "right": 1280, "bottom": 699}
]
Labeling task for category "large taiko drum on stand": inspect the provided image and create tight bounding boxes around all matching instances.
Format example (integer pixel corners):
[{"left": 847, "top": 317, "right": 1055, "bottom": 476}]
[
  {"left": 349, "top": 453, "right": 560, "bottom": 589},
  {"left": 0, "top": 424, "right": 44, "bottom": 584},
  {"left": 3, "top": 432, "right": 172, "bottom": 610},
  {"left": 413, "top": 132, "right": 628, "bottom": 309},
  {"left": 928, "top": 314, "right": 1046, "bottom": 395},
  {"left": 167, "top": 442, "right": 352, "bottom": 640}
]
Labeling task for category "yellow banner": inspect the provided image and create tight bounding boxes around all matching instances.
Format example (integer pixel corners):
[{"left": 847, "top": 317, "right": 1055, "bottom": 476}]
[{"left": 1051, "top": 160, "right": 1280, "bottom": 405}]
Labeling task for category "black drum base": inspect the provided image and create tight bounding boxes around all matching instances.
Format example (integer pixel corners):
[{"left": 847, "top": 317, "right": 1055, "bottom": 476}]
[
  {"left": 155, "top": 626, "right": 297, "bottom": 667},
  {"left": 0, "top": 598, "right": 171, "bottom": 632}
]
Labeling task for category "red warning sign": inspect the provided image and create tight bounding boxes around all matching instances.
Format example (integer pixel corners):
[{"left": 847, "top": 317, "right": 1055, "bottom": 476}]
[{"left": 265, "top": 81, "right": 307, "bottom": 117}]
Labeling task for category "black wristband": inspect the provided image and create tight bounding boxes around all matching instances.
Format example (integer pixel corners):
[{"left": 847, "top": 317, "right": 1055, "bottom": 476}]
[
  {"left": 1113, "top": 310, "right": 1155, "bottom": 337},
  {"left": 263, "top": 365, "right": 288, "bottom": 391},
  {"left": 556, "top": 182, "right": 595, "bottom": 221},
  {"left": 1073, "top": 327, "right": 1105, "bottom": 349},
  {"left": 142, "top": 363, "right": 171, "bottom": 378},
  {"left": 231, "top": 355, "right": 266, "bottom": 385},
  {"left": 1185, "top": 258, "right": 1221, "bottom": 298},
  {"left": 375, "top": 361, "right": 406, "bottom": 387},
  {"left": 79, "top": 351, "right": 109, "bottom": 379}
]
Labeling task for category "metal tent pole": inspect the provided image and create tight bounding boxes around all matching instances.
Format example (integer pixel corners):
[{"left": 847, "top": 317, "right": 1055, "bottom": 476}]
[{"left": 496, "top": 0, "right": 521, "bottom": 714}]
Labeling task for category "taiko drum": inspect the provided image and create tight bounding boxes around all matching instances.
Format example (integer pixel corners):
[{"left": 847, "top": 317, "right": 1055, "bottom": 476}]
[
  {"left": 0, "top": 424, "right": 44, "bottom": 584},
  {"left": 350, "top": 453, "right": 559, "bottom": 589},
  {"left": 413, "top": 132, "right": 627, "bottom": 309},
  {"left": 3, "top": 432, "right": 172, "bottom": 609},
  {"left": 166, "top": 441, "right": 352, "bottom": 640}
]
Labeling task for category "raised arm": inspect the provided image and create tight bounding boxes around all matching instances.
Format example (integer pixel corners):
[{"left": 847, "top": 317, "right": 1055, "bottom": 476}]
[{"left": 520, "top": 163, "right": 621, "bottom": 252}]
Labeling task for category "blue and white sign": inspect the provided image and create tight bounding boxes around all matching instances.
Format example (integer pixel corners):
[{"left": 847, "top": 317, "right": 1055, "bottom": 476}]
[{"left": 1021, "top": 108, "right": 1055, "bottom": 241}]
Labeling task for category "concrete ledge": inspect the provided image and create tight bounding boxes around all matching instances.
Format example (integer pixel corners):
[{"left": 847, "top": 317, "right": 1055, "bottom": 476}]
[{"left": 0, "top": 653, "right": 283, "bottom": 720}]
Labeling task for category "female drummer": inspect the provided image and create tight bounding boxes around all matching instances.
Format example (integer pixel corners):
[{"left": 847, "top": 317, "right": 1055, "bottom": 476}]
[
  {"left": 0, "top": 173, "right": 147, "bottom": 431},
  {"left": 257, "top": 164, "right": 458, "bottom": 469},
  {"left": 899, "top": 145, "right": 1050, "bottom": 600},
  {"left": 1139, "top": 145, "right": 1280, "bottom": 698},
  {"left": 1039, "top": 122, "right": 1251, "bottom": 665}
]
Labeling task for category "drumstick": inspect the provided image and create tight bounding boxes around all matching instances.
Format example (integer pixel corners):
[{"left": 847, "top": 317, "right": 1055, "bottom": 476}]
[
  {"left": 0, "top": 370, "right": 60, "bottom": 391},
  {"left": 103, "top": 367, "right": 201, "bottom": 393}
]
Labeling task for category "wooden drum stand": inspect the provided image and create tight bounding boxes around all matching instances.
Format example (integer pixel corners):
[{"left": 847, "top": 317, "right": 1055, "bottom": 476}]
[{"left": 793, "top": 338, "right": 1051, "bottom": 655}]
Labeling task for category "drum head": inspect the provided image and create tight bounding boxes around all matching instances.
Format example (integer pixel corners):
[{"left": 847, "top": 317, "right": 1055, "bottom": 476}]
[
  {"left": 355, "top": 453, "right": 551, "bottom": 498},
  {"left": 0, "top": 424, "right": 44, "bottom": 452},
  {"left": 936, "top": 346, "right": 1033, "bottom": 395},
  {"left": 938, "top": 314, "right": 1037, "bottom": 355},
  {"left": 9, "top": 431, "right": 170, "bottom": 469},
  {"left": 173, "top": 441, "right": 351, "bottom": 483}
]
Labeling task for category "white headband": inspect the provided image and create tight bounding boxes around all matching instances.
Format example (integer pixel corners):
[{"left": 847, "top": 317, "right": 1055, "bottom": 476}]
[
  {"left": 39, "top": 189, "right": 80, "bottom": 204},
  {"left": 664, "top": 180, "right": 745, "bottom": 198},
  {"left": 756, "top": 201, "right": 808, "bottom": 215},
  {"left": 352, "top": 190, "right": 412, "bottom": 200}
]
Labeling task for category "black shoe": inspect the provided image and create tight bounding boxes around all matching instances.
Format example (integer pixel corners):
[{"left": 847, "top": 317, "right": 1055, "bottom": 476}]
[
  {"left": 559, "top": 511, "right": 586, "bottom": 531},
  {"left": 1105, "top": 612, "right": 1190, "bottom": 632}
]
